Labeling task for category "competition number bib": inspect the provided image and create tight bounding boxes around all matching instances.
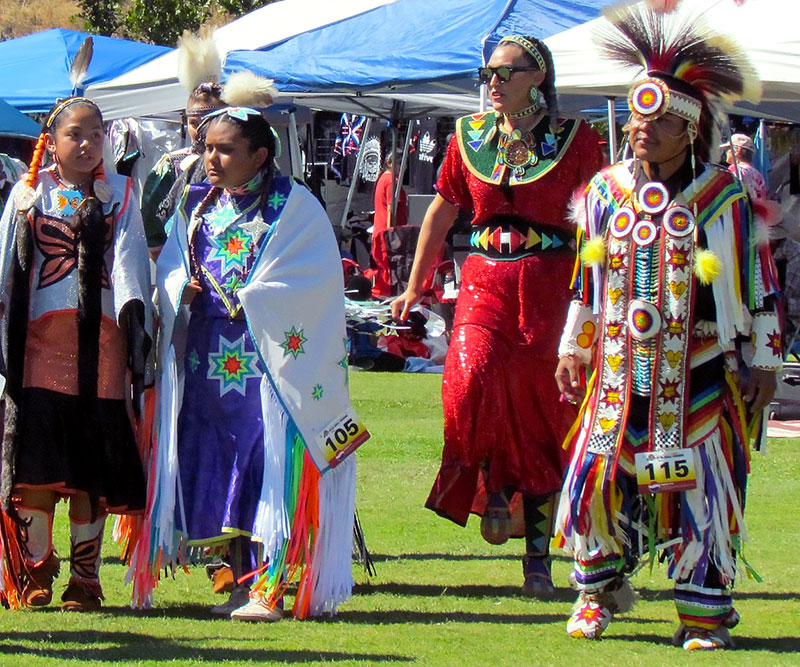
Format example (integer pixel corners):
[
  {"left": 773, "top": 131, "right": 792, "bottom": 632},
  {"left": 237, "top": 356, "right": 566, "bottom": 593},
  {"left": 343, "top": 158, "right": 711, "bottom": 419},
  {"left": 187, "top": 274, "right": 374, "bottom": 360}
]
[
  {"left": 635, "top": 448, "right": 697, "bottom": 495},
  {"left": 314, "top": 410, "right": 370, "bottom": 470}
]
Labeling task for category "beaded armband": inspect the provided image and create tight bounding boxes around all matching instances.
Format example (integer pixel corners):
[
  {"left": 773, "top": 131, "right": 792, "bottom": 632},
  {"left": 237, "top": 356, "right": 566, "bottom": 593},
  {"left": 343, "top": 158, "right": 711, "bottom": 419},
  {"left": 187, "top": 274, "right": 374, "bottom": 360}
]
[
  {"left": 558, "top": 300, "right": 597, "bottom": 365},
  {"left": 750, "top": 311, "right": 783, "bottom": 371}
]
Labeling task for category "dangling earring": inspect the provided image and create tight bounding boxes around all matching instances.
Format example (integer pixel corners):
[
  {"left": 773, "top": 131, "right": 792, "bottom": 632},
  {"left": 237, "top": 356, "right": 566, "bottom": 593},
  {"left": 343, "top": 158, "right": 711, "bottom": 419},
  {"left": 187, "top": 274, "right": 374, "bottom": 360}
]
[{"left": 529, "top": 86, "right": 540, "bottom": 103}]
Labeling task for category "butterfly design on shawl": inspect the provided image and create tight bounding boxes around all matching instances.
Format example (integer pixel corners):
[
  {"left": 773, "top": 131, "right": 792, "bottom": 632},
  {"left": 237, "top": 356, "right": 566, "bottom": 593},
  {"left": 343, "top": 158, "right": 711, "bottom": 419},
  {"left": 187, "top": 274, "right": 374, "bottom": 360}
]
[{"left": 33, "top": 212, "right": 114, "bottom": 289}]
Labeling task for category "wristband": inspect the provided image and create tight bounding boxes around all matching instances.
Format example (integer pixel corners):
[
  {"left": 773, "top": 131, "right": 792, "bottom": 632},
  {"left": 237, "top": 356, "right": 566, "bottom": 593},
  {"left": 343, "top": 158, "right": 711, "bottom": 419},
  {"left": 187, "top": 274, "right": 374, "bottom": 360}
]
[{"left": 558, "top": 300, "right": 597, "bottom": 365}]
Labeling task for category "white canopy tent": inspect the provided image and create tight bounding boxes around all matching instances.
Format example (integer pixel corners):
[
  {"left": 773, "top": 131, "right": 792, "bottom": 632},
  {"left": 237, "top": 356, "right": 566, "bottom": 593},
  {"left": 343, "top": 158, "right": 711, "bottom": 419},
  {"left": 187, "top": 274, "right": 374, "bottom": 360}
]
[
  {"left": 545, "top": 0, "right": 800, "bottom": 123},
  {"left": 88, "top": 0, "right": 397, "bottom": 119}
]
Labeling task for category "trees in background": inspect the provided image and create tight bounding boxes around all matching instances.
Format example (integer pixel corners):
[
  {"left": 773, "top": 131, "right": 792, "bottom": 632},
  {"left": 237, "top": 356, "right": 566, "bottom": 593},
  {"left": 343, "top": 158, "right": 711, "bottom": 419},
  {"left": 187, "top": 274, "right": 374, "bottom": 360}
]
[{"left": 76, "top": 0, "right": 274, "bottom": 45}]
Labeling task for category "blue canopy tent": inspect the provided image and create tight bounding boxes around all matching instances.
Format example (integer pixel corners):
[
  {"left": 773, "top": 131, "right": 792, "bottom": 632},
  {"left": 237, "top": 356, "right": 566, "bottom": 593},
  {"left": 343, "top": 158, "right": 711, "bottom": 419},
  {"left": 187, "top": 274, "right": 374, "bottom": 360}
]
[
  {"left": 0, "top": 29, "right": 169, "bottom": 113},
  {"left": 224, "top": 0, "right": 609, "bottom": 116},
  {"left": 0, "top": 98, "right": 42, "bottom": 139},
  {"left": 221, "top": 0, "right": 610, "bottom": 221}
]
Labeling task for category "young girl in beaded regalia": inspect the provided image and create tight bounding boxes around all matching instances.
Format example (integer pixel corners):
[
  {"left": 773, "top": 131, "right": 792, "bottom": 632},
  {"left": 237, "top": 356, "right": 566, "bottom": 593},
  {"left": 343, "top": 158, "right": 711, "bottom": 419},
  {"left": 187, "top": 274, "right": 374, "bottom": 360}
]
[{"left": 0, "top": 97, "right": 152, "bottom": 611}]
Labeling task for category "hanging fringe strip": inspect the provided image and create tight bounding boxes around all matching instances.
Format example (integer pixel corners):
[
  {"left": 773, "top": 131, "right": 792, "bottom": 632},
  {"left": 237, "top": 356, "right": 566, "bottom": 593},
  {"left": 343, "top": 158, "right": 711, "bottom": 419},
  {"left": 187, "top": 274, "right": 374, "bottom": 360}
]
[{"left": 0, "top": 510, "right": 24, "bottom": 609}]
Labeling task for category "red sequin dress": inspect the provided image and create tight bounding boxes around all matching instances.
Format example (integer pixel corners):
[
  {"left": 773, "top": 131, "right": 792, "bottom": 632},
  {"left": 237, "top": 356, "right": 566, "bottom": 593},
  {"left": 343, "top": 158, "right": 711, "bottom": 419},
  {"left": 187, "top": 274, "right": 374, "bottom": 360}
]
[{"left": 425, "top": 114, "right": 602, "bottom": 526}]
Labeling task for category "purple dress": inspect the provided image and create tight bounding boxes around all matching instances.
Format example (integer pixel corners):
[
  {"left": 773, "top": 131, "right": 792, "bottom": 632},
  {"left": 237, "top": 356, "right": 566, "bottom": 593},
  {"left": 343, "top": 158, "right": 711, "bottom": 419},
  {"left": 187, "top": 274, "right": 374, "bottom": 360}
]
[{"left": 175, "top": 176, "right": 290, "bottom": 543}]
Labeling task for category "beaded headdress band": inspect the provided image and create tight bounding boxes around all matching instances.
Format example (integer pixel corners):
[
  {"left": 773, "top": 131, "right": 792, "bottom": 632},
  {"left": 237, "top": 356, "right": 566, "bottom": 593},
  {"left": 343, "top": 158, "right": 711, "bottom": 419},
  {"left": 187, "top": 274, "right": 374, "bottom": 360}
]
[
  {"left": 498, "top": 36, "right": 546, "bottom": 73},
  {"left": 628, "top": 77, "right": 701, "bottom": 124},
  {"left": 595, "top": 4, "right": 759, "bottom": 157}
]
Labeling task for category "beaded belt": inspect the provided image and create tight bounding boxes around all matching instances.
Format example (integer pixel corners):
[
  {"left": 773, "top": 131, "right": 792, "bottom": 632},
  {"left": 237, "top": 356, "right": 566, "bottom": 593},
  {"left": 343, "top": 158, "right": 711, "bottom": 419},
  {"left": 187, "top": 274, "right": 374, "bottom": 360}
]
[{"left": 468, "top": 221, "right": 572, "bottom": 259}]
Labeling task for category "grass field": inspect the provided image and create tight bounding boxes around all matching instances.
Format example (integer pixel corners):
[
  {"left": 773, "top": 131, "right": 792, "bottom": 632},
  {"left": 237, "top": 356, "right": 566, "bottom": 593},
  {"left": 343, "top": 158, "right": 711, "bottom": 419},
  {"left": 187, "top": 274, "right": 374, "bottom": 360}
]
[{"left": 0, "top": 372, "right": 798, "bottom": 665}]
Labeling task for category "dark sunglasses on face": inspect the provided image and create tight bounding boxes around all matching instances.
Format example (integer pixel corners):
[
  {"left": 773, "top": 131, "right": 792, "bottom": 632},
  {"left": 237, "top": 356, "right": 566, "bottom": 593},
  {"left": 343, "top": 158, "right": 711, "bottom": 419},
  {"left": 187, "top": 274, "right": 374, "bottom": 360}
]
[{"left": 477, "top": 66, "right": 539, "bottom": 84}]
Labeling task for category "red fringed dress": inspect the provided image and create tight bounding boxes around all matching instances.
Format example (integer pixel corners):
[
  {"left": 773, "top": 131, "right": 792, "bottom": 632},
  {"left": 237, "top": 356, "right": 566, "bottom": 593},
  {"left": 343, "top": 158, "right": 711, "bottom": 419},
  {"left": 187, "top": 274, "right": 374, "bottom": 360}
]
[{"left": 425, "top": 111, "right": 602, "bottom": 526}]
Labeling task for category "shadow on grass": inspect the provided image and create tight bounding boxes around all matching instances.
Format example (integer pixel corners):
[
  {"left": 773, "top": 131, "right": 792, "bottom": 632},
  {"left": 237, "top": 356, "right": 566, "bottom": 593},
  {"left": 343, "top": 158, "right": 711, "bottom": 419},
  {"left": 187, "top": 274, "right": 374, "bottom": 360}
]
[
  {"left": 0, "top": 630, "right": 412, "bottom": 662},
  {"left": 323, "top": 609, "right": 663, "bottom": 626},
  {"left": 30, "top": 603, "right": 222, "bottom": 621},
  {"left": 371, "top": 552, "right": 571, "bottom": 563},
  {"left": 325, "top": 609, "right": 565, "bottom": 625},
  {"left": 354, "top": 581, "right": 576, "bottom": 602},
  {"left": 631, "top": 587, "right": 800, "bottom": 602},
  {"left": 611, "top": 634, "right": 800, "bottom": 653},
  {"left": 734, "top": 636, "right": 800, "bottom": 652}
]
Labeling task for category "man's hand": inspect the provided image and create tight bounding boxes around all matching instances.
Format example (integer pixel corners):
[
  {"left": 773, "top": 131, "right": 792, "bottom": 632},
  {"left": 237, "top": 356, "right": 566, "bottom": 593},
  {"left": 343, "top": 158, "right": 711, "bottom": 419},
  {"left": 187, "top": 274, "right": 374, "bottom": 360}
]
[
  {"left": 555, "top": 354, "right": 585, "bottom": 404},
  {"left": 744, "top": 367, "right": 778, "bottom": 413}
]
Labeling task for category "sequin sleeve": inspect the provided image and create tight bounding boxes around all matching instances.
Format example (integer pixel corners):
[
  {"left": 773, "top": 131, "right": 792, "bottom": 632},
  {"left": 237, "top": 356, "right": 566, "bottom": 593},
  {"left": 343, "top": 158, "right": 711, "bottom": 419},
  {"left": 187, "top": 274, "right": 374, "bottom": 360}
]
[{"left": 435, "top": 134, "right": 471, "bottom": 210}]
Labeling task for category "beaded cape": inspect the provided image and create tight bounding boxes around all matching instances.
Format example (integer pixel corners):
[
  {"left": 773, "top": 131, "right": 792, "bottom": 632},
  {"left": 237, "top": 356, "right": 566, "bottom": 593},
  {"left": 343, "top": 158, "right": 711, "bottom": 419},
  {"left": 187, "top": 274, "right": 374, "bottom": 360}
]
[{"left": 455, "top": 111, "right": 580, "bottom": 186}]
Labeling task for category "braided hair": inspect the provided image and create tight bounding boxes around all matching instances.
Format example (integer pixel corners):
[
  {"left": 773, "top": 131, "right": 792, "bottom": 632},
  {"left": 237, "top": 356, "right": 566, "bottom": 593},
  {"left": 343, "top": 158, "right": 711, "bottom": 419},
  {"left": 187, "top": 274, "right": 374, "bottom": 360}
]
[{"left": 507, "top": 35, "right": 559, "bottom": 126}]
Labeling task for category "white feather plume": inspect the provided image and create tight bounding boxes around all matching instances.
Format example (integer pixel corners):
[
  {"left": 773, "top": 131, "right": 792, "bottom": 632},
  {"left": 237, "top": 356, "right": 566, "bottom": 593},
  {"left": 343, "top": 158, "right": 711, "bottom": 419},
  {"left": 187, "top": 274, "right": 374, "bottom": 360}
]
[
  {"left": 69, "top": 37, "right": 93, "bottom": 93},
  {"left": 568, "top": 187, "right": 589, "bottom": 229},
  {"left": 222, "top": 70, "right": 278, "bottom": 108},
  {"left": 177, "top": 26, "right": 221, "bottom": 93}
]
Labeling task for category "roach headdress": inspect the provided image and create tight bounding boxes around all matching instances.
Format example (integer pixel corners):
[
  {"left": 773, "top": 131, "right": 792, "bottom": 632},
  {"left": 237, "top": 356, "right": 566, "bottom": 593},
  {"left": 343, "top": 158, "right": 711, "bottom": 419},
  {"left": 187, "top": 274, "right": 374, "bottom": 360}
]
[{"left": 595, "top": 3, "right": 760, "bottom": 161}]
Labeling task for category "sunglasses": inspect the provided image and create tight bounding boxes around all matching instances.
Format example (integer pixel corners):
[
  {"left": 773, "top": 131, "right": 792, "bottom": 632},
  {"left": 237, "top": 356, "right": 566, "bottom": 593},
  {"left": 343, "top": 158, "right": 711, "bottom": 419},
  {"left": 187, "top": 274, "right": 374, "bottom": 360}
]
[{"left": 477, "top": 66, "right": 539, "bottom": 84}]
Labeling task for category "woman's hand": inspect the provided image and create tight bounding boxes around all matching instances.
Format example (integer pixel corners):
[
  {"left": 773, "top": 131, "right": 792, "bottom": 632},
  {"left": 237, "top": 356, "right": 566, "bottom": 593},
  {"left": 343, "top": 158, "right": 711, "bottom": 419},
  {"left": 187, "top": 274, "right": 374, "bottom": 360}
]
[
  {"left": 555, "top": 354, "right": 585, "bottom": 404},
  {"left": 181, "top": 277, "right": 202, "bottom": 305},
  {"left": 391, "top": 287, "right": 422, "bottom": 322},
  {"left": 744, "top": 367, "right": 778, "bottom": 413}
]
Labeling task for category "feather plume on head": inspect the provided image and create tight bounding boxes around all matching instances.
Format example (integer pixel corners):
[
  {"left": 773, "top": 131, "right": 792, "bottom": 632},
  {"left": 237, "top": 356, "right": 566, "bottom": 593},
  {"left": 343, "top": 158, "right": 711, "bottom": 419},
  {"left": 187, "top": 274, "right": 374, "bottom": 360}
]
[
  {"left": 222, "top": 71, "right": 278, "bottom": 108},
  {"left": 177, "top": 26, "right": 222, "bottom": 93},
  {"left": 595, "top": 4, "right": 760, "bottom": 162},
  {"left": 69, "top": 37, "right": 93, "bottom": 96}
]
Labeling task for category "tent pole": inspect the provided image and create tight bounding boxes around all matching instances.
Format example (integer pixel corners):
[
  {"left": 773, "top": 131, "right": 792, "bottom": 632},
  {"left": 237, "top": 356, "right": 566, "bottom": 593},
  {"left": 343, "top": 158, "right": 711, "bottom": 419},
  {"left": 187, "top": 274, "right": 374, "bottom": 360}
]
[
  {"left": 394, "top": 118, "right": 414, "bottom": 224},
  {"left": 287, "top": 106, "right": 303, "bottom": 181},
  {"left": 480, "top": 84, "right": 488, "bottom": 112},
  {"left": 606, "top": 97, "right": 617, "bottom": 163},
  {"left": 339, "top": 116, "right": 372, "bottom": 229},
  {"left": 389, "top": 101, "right": 402, "bottom": 227}
]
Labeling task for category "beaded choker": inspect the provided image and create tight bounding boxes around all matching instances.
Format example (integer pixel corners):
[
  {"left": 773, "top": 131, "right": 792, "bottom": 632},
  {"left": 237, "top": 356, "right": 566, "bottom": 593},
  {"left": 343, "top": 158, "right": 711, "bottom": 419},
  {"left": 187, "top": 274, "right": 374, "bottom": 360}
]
[{"left": 506, "top": 98, "right": 541, "bottom": 120}]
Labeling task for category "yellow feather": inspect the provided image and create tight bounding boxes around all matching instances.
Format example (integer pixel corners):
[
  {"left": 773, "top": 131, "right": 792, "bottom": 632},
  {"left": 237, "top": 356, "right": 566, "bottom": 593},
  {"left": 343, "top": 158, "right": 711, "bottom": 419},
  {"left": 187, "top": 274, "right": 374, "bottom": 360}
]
[
  {"left": 580, "top": 236, "right": 606, "bottom": 267},
  {"left": 694, "top": 248, "right": 722, "bottom": 285}
]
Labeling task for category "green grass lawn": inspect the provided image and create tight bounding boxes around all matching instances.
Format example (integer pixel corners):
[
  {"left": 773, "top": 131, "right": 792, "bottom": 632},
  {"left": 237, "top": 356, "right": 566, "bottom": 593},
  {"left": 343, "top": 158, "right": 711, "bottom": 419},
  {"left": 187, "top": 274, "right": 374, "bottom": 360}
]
[{"left": 0, "top": 372, "right": 798, "bottom": 665}]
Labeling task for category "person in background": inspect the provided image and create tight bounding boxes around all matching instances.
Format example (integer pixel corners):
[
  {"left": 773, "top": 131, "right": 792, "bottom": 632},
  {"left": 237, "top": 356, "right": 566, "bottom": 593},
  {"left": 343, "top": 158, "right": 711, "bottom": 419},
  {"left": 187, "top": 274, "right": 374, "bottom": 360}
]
[
  {"left": 723, "top": 133, "right": 768, "bottom": 200},
  {"left": 371, "top": 152, "right": 409, "bottom": 297},
  {"left": 140, "top": 83, "right": 226, "bottom": 255},
  {"left": 140, "top": 29, "right": 228, "bottom": 256}
]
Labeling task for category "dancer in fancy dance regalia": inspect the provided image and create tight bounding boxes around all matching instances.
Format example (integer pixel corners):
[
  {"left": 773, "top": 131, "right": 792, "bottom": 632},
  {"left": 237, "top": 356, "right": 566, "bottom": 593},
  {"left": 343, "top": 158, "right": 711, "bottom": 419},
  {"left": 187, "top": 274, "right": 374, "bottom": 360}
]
[
  {"left": 139, "top": 107, "right": 365, "bottom": 621},
  {"left": 0, "top": 94, "right": 152, "bottom": 611},
  {"left": 393, "top": 35, "right": 602, "bottom": 596},
  {"left": 554, "top": 5, "right": 781, "bottom": 650}
]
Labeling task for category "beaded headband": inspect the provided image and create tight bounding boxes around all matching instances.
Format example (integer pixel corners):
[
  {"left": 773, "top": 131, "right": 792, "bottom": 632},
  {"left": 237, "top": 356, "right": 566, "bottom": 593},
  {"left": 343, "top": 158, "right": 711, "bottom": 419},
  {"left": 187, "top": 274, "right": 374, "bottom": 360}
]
[
  {"left": 185, "top": 104, "right": 225, "bottom": 118},
  {"left": 199, "top": 106, "right": 283, "bottom": 159},
  {"left": 200, "top": 106, "right": 262, "bottom": 127},
  {"left": 46, "top": 96, "right": 99, "bottom": 128},
  {"left": 628, "top": 77, "right": 701, "bottom": 125},
  {"left": 498, "top": 36, "right": 546, "bottom": 73}
]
